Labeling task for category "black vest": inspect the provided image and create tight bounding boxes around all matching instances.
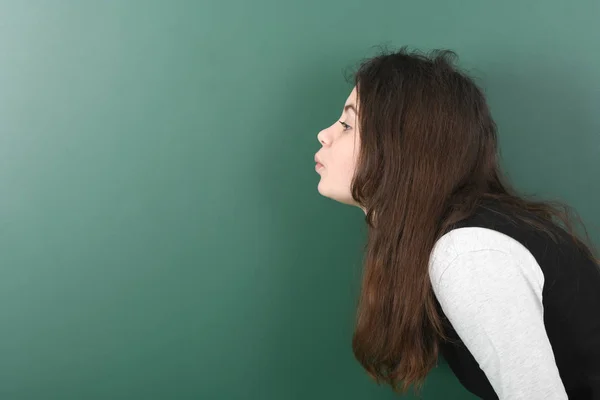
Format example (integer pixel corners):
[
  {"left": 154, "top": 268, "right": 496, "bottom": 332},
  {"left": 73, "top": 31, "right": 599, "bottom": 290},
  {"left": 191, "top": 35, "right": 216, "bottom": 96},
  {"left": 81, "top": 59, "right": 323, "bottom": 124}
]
[{"left": 435, "top": 201, "right": 600, "bottom": 399}]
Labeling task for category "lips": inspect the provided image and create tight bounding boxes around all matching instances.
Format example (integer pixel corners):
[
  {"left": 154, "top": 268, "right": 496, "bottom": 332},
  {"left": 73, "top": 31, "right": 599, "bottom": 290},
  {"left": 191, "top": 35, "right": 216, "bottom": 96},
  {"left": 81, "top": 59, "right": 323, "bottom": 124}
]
[{"left": 314, "top": 154, "right": 324, "bottom": 171}]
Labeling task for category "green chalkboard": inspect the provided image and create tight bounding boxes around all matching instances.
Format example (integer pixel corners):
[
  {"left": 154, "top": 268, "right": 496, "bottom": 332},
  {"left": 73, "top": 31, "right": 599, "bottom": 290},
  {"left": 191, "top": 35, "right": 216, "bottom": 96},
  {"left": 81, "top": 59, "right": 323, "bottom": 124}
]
[{"left": 0, "top": 1, "right": 598, "bottom": 399}]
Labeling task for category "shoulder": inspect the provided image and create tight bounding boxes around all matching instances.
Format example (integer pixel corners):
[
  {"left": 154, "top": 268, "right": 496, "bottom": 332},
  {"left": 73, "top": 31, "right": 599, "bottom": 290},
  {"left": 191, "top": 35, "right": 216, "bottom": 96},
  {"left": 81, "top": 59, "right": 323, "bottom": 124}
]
[{"left": 429, "top": 226, "right": 544, "bottom": 294}]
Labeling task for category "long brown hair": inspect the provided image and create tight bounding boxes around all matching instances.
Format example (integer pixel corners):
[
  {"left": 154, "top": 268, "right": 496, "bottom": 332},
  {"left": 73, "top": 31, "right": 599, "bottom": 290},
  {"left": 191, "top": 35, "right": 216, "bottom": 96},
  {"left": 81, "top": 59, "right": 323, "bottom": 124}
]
[{"left": 348, "top": 46, "right": 598, "bottom": 395}]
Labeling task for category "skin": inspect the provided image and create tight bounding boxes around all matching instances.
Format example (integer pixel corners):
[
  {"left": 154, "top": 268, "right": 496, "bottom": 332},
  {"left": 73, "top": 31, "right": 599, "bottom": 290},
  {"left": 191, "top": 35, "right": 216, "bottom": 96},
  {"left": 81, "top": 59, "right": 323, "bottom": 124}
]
[{"left": 314, "top": 86, "right": 364, "bottom": 211}]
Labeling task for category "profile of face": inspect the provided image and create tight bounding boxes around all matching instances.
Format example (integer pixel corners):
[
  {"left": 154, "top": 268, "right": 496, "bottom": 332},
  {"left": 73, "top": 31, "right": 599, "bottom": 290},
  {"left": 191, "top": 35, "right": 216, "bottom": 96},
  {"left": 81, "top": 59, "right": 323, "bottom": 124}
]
[{"left": 314, "top": 86, "right": 361, "bottom": 207}]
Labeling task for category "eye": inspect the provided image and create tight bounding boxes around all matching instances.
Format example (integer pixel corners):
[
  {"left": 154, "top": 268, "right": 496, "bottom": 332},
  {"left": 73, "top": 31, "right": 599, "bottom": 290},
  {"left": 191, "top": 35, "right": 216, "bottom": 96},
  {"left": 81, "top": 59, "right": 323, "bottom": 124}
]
[{"left": 339, "top": 120, "right": 351, "bottom": 131}]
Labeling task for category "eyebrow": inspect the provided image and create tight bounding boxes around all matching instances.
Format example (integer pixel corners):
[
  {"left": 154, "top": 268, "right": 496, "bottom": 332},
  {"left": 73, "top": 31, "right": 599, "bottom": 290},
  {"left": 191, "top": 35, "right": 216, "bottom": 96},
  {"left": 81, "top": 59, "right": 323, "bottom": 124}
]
[{"left": 344, "top": 104, "right": 357, "bottom": 114}]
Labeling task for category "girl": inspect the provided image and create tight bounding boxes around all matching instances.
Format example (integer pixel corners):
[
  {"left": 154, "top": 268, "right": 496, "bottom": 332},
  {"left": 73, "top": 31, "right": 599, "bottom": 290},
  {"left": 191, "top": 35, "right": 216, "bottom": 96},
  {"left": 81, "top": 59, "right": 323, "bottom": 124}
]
[{"left": 314, "top": 47, "right": 600, "bottom": 399}]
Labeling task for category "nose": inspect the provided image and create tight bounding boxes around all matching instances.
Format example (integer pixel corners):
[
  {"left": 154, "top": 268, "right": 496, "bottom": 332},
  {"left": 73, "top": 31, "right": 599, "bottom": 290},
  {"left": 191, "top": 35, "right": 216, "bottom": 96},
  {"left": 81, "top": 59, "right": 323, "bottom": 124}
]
[{"left": 317, "top": 129, "right": 328, "bottom": 145}]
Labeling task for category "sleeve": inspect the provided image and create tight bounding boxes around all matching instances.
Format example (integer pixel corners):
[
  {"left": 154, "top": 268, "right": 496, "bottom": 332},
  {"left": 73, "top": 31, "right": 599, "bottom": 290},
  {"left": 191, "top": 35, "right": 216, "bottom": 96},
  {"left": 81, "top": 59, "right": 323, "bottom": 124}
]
[{"left": 431, "top": 248, "right": 568, "bottom": 400}]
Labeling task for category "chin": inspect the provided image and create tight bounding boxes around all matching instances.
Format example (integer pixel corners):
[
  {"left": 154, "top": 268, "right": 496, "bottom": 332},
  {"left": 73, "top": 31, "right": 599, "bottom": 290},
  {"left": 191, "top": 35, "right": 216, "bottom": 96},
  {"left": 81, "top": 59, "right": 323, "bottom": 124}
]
[
  {"left": 317, "top": 183, "right": 355, "bottom": 206},
  {"left": 317, "top": 181, "right": 328, "bottom": 198}
]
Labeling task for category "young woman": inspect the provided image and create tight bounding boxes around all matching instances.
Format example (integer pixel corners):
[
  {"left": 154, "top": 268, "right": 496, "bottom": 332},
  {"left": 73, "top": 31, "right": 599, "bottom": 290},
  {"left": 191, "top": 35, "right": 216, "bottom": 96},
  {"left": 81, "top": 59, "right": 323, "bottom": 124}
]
[{"left": 314, "top": 47, "right": 600, "bottom": 399}]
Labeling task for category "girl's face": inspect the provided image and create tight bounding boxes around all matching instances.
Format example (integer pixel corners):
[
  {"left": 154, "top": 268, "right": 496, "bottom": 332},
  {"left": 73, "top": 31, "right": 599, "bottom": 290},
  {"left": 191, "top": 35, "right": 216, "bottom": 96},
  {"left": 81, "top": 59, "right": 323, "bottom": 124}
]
[{"left": 314, "top": 87, "right": 361, "bottom": 207}]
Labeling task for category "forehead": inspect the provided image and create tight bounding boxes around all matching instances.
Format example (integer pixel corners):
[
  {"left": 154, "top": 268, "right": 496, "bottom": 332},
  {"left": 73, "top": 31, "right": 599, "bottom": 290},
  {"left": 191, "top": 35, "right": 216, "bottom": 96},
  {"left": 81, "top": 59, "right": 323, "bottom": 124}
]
[{"left": 345, "top": 86, "right": 358, "bottom": 105}]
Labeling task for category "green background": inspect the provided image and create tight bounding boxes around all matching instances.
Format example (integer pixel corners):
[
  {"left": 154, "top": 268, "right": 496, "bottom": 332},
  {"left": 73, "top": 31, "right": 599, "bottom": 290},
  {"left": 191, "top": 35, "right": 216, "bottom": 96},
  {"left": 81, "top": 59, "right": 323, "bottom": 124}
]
[{"left": 0, "top": 0, "right": 598, "bottom": 399}]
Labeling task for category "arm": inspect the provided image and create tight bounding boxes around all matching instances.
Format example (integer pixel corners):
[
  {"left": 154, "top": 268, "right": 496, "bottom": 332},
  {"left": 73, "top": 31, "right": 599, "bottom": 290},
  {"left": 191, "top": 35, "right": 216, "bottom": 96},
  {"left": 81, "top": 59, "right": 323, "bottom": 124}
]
[{"left": 431, "top": 247, "right": 568, "bottom": 399}]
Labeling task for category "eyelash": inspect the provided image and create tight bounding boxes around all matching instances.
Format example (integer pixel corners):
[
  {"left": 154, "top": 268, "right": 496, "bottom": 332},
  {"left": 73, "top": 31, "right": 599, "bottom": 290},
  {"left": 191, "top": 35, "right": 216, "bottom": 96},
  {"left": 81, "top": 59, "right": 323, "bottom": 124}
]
[{"left": 339, "top": 120, "right": 351, "bottom": 131}]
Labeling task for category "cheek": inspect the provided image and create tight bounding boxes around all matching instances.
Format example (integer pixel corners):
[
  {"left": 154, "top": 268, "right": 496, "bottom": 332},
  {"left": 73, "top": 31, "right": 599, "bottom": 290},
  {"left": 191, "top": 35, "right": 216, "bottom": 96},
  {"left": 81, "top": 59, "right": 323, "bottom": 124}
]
[
  {"left": 342, "top": 155, "right": 357, "bottom": 176},
  {"left": 344, "top": 140, "right": 360, "bottom": 172},
  {"left": 338, "top": 147, "right": 359, "bottom": 181},
  {"left": 326, "top": 137, "right": 359, "bottom": 181}
]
